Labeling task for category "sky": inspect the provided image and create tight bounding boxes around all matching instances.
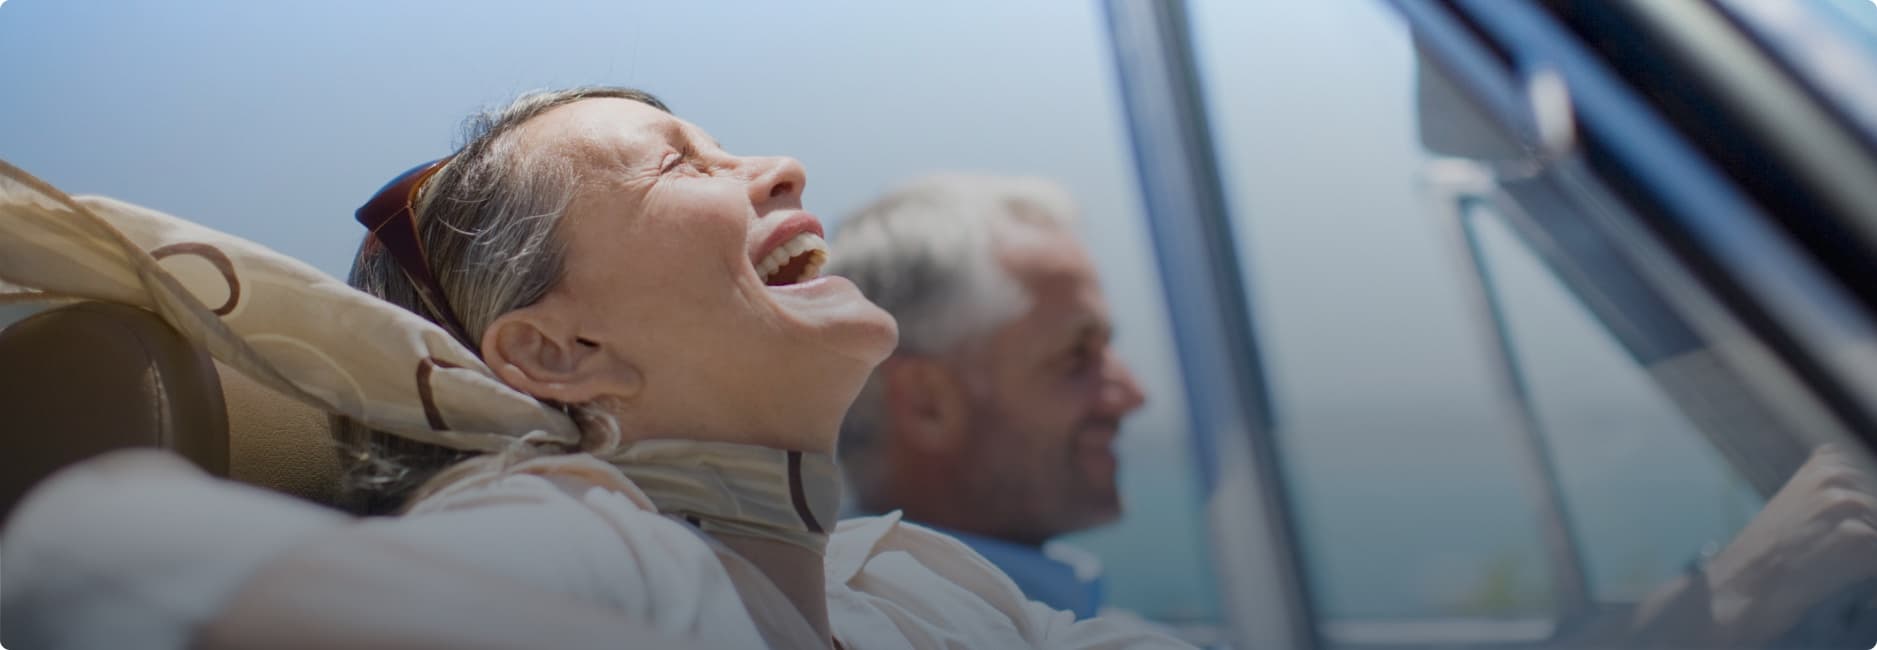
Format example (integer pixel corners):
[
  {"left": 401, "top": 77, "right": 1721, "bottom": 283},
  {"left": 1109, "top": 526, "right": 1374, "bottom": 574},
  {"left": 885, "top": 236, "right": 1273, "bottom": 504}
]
[
  {"left": 0, "top": 0, "right": 1213, "bottom": 620},
  {"left": 0, "top": 2, "right": 1170, "bottom": 433},
  {"left": 0, "top": 0, "right": 1789, "bottom": 628}
]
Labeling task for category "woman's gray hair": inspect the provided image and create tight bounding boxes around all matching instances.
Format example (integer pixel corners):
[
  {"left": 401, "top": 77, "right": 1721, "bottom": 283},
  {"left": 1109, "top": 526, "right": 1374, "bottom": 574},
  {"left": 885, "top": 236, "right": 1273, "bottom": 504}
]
[
  {"left": 333, "top": 86, "right": 667, "bottom": 515},
  {"left": 824, "top": 173, "right": 1078, "bottom": 509}
]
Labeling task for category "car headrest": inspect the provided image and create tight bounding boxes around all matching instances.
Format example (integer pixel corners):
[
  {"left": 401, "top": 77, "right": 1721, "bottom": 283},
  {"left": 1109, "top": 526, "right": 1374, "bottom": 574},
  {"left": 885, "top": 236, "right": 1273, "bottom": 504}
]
[
  {"left": 217, "top": 359, "right": 340, "bottom": 505},
  {"left": 0, "top": 301, "right": 228, "bottom": 522},
  {"left": 0, "top": 302, "right": 341, "bottom": 523}
]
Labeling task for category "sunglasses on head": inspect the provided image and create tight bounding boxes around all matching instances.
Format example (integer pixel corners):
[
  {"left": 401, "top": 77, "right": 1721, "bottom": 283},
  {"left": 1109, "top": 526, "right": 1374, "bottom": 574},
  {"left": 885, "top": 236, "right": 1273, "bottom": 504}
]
[{"left": 355, "top": 157, "right": 472, "bottom": 344}]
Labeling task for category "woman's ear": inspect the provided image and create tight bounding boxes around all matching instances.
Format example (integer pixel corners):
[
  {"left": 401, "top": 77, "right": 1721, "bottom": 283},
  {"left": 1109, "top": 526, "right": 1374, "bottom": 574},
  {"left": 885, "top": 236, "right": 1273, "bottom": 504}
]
[
  {"left": 882, "top": 355, "right": 968, "bottom": 453},
  {"left": 481, "top": 305, "right": 643, "bottom": 405}
]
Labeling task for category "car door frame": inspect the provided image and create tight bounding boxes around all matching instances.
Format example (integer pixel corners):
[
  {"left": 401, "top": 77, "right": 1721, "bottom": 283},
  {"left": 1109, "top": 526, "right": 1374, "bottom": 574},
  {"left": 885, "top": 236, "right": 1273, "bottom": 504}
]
[{"left": 1102, "top": 0, "right": 1877, "bottom": 648}]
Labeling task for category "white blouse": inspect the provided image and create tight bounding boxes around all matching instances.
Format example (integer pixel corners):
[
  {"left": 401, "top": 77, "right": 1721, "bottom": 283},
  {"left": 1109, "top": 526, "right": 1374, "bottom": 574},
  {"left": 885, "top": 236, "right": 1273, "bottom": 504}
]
[{"left": 1, "top": 451, "right": 1191, "bottom": 649}]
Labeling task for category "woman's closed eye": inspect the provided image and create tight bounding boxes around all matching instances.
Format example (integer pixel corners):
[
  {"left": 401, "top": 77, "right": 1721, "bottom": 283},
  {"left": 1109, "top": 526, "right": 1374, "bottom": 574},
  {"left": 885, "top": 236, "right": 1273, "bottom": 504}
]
[{"left": 662, "top": 142, "right": 705, "bottom": 174}]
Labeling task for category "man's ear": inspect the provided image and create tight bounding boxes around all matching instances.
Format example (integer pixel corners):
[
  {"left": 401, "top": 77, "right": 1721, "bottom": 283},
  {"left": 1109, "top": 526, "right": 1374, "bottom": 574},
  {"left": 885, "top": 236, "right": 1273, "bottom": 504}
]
[
  {"left": 481, "top": 305, "right": 642, "bottom": 405},
  {"left": 882, "top": 355, "right": 969, "bottom": 453}
]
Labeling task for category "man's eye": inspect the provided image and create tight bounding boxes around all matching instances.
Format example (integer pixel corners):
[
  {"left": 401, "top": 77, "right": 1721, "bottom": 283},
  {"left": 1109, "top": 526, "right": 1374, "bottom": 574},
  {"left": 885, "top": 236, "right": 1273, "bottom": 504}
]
[{"left": 1066, "top": 344, "right": 1098, "bottom": 375}]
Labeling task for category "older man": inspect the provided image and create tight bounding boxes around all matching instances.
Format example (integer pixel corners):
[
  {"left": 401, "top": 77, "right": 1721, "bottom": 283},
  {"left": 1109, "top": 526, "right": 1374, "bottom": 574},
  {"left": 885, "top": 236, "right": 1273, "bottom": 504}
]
[{"left": 828, "top": 174, "right": 1147, "bottom": 619}]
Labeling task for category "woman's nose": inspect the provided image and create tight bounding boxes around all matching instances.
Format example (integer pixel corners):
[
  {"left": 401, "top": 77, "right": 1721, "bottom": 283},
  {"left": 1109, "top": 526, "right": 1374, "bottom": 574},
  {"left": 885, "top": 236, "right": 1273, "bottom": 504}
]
[{"left": 746, "top": 156, "right": 807, "bottom": 209}]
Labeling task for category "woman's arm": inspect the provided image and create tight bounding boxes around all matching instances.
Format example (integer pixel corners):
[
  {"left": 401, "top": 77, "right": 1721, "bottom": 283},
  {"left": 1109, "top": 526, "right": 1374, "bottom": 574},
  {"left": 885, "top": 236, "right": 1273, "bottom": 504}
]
[
  {"left": 2, "top": 450, "right": 701, "bottom": 650},
  {"left": 197, "top": 527, "right": 701, "bottom": 650}
]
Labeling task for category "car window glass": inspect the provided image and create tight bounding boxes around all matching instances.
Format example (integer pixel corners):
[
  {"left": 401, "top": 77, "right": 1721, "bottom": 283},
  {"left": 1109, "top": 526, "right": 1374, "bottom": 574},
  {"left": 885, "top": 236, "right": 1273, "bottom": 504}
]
[
  {"left": 1191, "top": 0, "right": 1557, "bottom": 624},
  {"left": 1468, "top": 202, "right": 1765, "bottom": 603}
]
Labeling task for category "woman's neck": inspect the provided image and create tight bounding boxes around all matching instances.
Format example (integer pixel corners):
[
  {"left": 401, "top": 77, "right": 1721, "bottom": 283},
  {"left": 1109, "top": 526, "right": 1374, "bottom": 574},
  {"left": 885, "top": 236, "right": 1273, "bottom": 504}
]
[{"left": 715, "top": 532, "right": 833, "bottom": 643}]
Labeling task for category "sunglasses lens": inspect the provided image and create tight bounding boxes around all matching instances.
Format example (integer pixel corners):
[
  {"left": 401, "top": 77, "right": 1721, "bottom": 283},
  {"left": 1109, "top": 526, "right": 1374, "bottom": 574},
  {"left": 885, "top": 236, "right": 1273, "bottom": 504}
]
[
  {"left": 357, "top": 159, "right": 447, "bottom": 231},
  {"left": 354, "top": 158, "right": 470, "bottom": 343}
]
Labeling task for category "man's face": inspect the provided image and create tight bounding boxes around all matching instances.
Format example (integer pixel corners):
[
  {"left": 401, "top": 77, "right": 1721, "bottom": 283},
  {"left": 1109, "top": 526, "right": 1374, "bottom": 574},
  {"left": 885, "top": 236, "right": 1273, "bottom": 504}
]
[{"left": 948, "top": 224, "right": 1147, "bottom": 543}]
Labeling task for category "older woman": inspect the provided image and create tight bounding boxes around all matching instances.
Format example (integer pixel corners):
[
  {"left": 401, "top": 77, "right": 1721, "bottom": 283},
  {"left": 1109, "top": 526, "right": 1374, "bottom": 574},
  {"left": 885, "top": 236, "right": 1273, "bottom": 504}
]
[{"left": 0, "top": 87, "right": 1188, "bottom": 649}]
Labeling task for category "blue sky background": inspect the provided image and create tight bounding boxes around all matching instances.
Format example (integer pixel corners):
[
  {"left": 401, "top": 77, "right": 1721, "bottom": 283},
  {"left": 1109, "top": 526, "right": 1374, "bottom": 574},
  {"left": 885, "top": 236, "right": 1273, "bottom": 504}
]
[
  {"left": 3, "top": 0, "right": 1793, "bottom": 629},
  {"left": 0, "top": 0, "right": 1217, "bottom": 621}
]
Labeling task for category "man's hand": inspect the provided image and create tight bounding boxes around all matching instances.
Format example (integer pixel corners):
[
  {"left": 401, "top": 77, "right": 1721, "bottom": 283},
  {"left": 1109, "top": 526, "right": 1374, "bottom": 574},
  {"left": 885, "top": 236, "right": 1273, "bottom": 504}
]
[{"left": 1703, "top": 444, "right": 1877, "bottom": 643}]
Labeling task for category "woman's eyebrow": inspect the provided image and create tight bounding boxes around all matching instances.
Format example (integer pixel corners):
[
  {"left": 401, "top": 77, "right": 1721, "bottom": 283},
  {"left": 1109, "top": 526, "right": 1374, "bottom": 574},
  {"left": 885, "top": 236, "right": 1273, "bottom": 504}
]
[
  {"left": 658, "top": 121, "right": 689, "bottom": 149},
  {"left": 639, "top": 123, "right": 697, "bottom": 168},
  {"left": 671, "top": 122, "right": 723, "bottom": 151}
]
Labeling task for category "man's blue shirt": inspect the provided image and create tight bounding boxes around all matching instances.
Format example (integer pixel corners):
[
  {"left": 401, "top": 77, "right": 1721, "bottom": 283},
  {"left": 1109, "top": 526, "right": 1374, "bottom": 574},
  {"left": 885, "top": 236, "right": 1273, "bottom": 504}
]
[{"left": 935, "top": 526, "right": 1106, "bottom": 620}]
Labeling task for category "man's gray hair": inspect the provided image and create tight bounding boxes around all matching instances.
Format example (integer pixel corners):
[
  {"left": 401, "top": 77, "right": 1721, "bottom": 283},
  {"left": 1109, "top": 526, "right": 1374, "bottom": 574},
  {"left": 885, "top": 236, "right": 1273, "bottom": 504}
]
[
  {"left": 826, "top": 173, "right": 1078, "bottom": 505},
  {"left": 334, "top": 86, "right": 668, "bottom": 514}
]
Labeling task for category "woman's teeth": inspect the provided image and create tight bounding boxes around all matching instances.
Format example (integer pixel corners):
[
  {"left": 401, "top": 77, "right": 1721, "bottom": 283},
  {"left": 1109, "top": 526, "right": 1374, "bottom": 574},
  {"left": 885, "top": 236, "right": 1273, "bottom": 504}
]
[{"left": 757, "top": 232, "right": 829, "bottom": 286}]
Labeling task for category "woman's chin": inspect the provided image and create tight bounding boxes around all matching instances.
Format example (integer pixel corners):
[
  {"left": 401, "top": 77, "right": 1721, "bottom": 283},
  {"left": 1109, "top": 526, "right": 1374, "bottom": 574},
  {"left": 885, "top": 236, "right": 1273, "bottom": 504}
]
[{"left": 763, "top": 275, "right": 899, "bottom": 365}]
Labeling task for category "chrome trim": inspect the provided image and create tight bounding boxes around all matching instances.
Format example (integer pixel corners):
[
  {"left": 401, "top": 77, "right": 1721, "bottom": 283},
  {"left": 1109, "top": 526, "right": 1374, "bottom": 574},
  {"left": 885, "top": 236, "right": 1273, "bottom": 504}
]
[
  {"left": 1629, "top": 0, "right": 1877, "bottom": 263},
  {"left": 1717, "top": 0, "right": 1877, "bottom": 146},
  {"left": 1100, "top": 1, "right": 1317, "bottom": 647}
]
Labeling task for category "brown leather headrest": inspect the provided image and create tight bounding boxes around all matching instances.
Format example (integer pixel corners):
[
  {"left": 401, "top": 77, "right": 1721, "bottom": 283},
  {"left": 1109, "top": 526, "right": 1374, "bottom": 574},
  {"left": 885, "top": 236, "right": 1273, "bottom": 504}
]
[
  {"left": 0, "top": 301, "right": 229, "bottom": 522},
  {"left": 217, "top": 360, "right": 340, "bottom": 505},
  {"left": 0, "top": 301, "right": 345, "bottom": 519}
]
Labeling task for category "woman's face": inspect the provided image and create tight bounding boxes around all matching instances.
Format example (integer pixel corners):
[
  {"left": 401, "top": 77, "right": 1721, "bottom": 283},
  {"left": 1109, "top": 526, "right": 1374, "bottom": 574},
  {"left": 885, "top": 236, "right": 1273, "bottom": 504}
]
[{"left": 485, "top": 98, "right": 898, "bottom": 451}]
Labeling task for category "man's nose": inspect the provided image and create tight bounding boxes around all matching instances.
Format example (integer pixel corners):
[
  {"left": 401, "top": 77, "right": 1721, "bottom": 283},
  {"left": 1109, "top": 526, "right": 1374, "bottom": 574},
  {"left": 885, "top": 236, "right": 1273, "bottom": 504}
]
[
  {"left": 746, "top": 156, "right": 807, "bottom": 210},
  {"left": 1098, "top": 352, "right": 1147, "bottom": 416}
]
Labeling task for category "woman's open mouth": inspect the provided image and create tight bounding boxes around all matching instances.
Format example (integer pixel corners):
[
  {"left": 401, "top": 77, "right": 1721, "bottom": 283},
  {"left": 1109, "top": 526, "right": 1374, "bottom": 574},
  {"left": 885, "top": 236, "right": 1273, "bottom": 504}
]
[{"left": 756, "top": 231, "right": 829, "bottom": 286}]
